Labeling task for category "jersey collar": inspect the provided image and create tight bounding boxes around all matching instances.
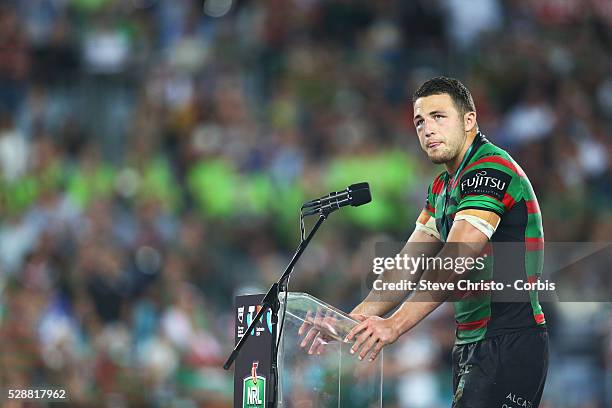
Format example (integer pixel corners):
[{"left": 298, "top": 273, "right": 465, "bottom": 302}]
[{"left": 447, "top": 131, "right": 488, "bottom": 179}]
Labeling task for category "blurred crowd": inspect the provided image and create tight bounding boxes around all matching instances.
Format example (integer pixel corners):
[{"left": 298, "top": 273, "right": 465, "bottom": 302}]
[{"left": 0, "top": 0, "right": 611, "bottom": 406}]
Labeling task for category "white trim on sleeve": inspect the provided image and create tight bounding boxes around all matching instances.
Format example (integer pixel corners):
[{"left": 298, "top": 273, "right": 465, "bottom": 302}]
[
  {"left": 454, "top": 214, "right": 496, "bottom": 239},
  {"left": 415, "top": 220, "right": 440, "bottom": 240}
]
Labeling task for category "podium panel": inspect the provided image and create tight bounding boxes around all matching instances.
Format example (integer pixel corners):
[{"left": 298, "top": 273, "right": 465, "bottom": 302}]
[
  {"left": 234, "top": 294, "right": 275, "bottom": 408},
  {"left": 278, "top": 292, "right": 382, "bottom": 408}
]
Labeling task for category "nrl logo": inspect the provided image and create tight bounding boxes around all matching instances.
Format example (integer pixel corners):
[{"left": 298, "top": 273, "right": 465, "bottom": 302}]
[{"left": 243, "top": 361, "right": 266, "bottom": 408}]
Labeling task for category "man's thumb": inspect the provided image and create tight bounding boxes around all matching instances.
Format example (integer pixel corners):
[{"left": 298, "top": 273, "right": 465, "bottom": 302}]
[{"left": 350, "top": 313, "right": 369, "bottom": 322}]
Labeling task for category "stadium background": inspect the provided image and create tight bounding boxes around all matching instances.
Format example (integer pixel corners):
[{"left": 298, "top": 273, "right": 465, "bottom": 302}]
[{"left": 0, "top": 0, "right": 611, "bottom": 406}]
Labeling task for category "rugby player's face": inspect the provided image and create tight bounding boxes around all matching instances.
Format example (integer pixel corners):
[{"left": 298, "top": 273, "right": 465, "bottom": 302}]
[{"left": 413, "top": 94, "right": 466, "bottom": 165}]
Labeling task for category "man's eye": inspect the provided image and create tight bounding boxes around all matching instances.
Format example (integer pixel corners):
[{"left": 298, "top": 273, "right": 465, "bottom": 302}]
[
  {"left": 434, "top": 115, "right": 444, "bottom": 119},
  {"left": 416, "top": 119, "right": 424, "bottom": 126}
]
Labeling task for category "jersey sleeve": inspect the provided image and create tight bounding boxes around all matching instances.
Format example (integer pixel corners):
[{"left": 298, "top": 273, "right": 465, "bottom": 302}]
[
  {"left": 415, "top": 175, "right": 442, "bottom": 240},
  {"left": 456, "top": 154, "right": 524, "bottom": 217}
]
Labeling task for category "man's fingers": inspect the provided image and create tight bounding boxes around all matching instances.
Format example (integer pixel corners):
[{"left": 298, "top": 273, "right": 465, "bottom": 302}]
[
  {"left": 345, "top": 320, "right": 368, "bottom": 342},
  {"left": 300, "top": 325, "right": 319, "bottom": 348},
  {"left": 300, "top": 308, "right": 340, "bottom": 353},
  {"left": 298, "top": 310, "right": 314, "bottom": 336},
  {"left": 311, "top": 307, "right": 325, "bottom": 330},
  {"left": 308, "top": 332, "right": 321, "bottom": 354},
  {"left": 358, "top": 335, "right": 379, "bottom": 360},
  {"left": 350, "top": 328, "right": 372, "bottom": 356},
  {"left": 350, "top": 313, "right": 369, "bottom": 322},
  {"left": 368, "top": 342, "right": 384, "bottom": 362},
  {"left": 321, "top": 310, "right": 338, "bottom": 335},
  {"left": 315, "top": 337, "right": 327, "bottom": 355},
  {"left": 308, "top": 333, "right": 330, "bottom": 355},
  {"left": 299, "top": 308, "right": 321, "bottom": 347}
]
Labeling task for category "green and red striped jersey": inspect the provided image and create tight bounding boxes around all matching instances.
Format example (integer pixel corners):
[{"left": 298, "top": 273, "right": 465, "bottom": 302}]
[{"left": 418, "top": 132, "right": 545, "bottom": 344}]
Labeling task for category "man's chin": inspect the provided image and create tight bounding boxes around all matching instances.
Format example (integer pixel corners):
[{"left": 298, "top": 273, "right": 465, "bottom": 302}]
[{"left": 429, "top": 154, "right": 451, "bottom": 164}]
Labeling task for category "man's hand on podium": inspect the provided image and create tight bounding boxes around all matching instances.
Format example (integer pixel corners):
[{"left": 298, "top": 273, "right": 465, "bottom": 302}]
[
  {"left": 298, "top": 310, "right": 370, "bottom": 355},
  {"left": 344, "top": 316, "right": 400, "bottom": 362},
  {"left": 298, "top": 308, "right": 340, "bottom": 355}
]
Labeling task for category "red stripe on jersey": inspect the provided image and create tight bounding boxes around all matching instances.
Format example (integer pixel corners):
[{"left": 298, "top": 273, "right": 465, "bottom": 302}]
[
  {"left": 526, "top": 237, "right": 544, "bottom": 251},
  {"left": 527, "top": 275, "right": 538, "bottom": 284},
  {"left": 502, "top": 192, "right": 516, "bottom": 209},
  {"left": 526, "top": 199, "right": 540, "bottom": 214},
  {"left": 457, "top": 316, "right": 490, "bottom": 331},
  {"left": 480, "top": 244, "right": 493, "bottom": 257},
  {"left": 534, "top": 313, "right": 546, "bottom": 324},
  {"left": 432, "top": 176, "right": 444, "bottom": 194}
]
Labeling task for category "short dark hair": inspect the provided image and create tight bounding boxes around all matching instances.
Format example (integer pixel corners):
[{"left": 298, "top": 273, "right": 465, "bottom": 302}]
[{"left": 412, "top": 76, "right": 476, "bottom": 116}]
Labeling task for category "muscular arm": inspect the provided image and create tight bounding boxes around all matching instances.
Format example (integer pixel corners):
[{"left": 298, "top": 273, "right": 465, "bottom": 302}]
[
  {"left": 345, "top": 218, "right": 493, "bottom": 362},
  {"left": 351, "top": 228, "right": 443, "bottom": 318},
  {"left": 388, "top": 219, "right": 489, "bottom": 335}
]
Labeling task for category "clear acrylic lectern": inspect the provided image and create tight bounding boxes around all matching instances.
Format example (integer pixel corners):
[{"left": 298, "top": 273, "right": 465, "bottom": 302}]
[{"left": 277, "top": 292, "right": 383, "bottom": 408}]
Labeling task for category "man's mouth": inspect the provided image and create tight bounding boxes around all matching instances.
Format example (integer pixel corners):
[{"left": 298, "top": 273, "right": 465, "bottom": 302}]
[{"left": 427, "top": 141, "right": 443, "bottom": 149}]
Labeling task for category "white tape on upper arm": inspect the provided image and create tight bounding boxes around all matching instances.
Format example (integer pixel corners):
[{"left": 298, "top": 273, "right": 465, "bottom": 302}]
[{"left": 454, "top": 214, "right": 496, "bottom": 239}]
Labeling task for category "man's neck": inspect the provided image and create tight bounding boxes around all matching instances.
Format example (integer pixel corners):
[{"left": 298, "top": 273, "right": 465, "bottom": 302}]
[{"left": 445, "top": 130, "right": 477, "bottom": 176}]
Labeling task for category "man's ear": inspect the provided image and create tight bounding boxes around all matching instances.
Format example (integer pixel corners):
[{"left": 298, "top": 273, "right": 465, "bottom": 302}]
[{"left": 464, "top": 111, "right": 477, "bottom": 132}]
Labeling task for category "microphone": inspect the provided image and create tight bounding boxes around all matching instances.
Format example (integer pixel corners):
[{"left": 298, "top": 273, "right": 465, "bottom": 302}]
[
  {"left": 302, "top": 182, "right": 370, "bottom": 209},
  {"left": 301, "top": 182, "right": 371, "bottom": 216}
]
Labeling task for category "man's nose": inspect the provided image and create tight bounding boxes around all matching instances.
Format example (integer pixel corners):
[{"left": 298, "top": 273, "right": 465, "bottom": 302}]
[{"left": 423, "top": 118, "right": 435, "bottom": 137}]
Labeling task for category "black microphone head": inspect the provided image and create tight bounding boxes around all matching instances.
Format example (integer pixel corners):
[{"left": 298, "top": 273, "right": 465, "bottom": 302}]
[
  {"left": 348, "top": 182, "right": 369, "bottom": 191},
  {"left": 349, "top": 182, "right": 371, "bottom": 207}
]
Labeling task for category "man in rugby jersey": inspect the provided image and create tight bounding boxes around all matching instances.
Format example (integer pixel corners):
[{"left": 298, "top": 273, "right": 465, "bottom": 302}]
[{"left": 345, "top": 77, "right": 549, "bottom": 407}]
